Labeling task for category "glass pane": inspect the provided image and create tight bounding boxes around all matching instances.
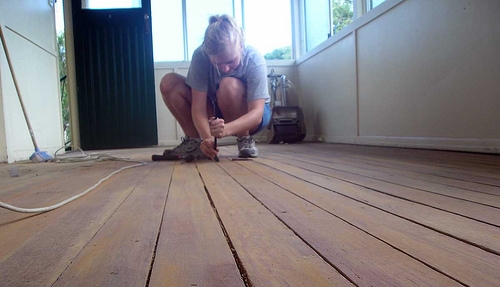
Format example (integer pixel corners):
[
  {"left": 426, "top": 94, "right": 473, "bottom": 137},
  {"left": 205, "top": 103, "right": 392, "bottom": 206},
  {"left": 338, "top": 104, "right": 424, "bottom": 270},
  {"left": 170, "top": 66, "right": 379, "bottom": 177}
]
[
  {"left": 244, "top": 0, "right": 292, "bottom": 59},
  {"left": 331, "top": 0, "right": 353, "bottom": 35},
  {"left": 186, "top": 0, "right": 234, "bottom": 60},
  {"left": 82, "top": 0, "right": 141, "bottom": 9},
  {"left": 151, "top": 0, "right": 184, "bottom": 61},
  {"left": 372, "top": 0, "right": 386, "bottom": 9},
  {"left": 305, "top": 0, "right": 330, "bottom": 52}
]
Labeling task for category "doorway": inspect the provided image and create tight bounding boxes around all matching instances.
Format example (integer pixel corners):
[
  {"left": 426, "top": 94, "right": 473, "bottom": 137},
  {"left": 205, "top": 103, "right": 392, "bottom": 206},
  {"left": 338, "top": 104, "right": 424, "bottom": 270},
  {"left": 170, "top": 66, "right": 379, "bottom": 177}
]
[{"left": 72, "top": 0, "right": 157, "bottom": 150}]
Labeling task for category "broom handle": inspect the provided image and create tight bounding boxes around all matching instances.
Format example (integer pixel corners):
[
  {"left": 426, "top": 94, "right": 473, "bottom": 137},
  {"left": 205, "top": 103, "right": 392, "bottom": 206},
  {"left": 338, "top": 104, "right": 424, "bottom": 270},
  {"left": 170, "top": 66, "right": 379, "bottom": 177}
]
[{"left": 0, "top": 25, "right": 39, "bottom": 150}]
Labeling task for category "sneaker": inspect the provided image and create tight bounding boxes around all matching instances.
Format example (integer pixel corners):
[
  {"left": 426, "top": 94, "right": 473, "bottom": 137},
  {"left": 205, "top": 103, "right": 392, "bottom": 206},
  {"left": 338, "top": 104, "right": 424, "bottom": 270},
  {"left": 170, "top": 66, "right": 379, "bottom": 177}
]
[
  {"left": 237, "top": 136, "right": 258, "bottom": 158},
  {"left": 163, "top": 137, "right": 207, "bottom": 161}
]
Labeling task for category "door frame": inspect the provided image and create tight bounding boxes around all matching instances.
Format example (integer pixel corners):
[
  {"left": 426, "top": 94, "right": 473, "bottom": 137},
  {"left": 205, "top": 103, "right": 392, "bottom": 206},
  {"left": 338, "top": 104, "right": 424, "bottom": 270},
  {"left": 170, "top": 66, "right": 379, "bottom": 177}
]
[
  {"left": 64, "top": 0, "right": 157, "bottom": 150},
  {"left": 63, "top": 0, "right": 80, "bottom": 149}
]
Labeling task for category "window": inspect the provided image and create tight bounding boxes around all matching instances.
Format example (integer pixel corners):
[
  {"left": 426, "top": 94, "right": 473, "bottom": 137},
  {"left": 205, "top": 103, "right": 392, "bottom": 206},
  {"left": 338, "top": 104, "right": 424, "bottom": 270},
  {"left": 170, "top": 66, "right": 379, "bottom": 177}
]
[
  {"left": 303, "top": 0, "right": 354, "bottom": 53},
  {"left": 150, "top": 0, "right": 292, "bottom": 62},
  {"left": 367, "top": 0, "right": 386, "bottom": 11},
  {"left": 303, "top": 0, "right": 408, "bottom": 55},
  {"left": 185, "top": 0, "right": 234, "bottom": 60},
  {"left": 151, "top": 0, "right": 183, "bottom": 61},
  {"left": 244, "top": 0, "right": 292, "bottom": 60},
  {"left": 304, "top": 0, "right": 331, "bottom": 52},
  {"left": 82, "top": 0, "right": 141, "bottom": 9},
  {"left": 331, "top": 0, "right": 354, "bottom": 35}
]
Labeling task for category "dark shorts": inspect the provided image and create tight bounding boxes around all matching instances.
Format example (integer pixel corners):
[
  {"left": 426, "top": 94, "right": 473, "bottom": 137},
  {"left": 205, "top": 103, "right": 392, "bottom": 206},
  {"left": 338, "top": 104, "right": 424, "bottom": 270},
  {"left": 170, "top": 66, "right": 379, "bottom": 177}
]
[{"left": 212, "top": 101, "right": 272, "bottom": 136}]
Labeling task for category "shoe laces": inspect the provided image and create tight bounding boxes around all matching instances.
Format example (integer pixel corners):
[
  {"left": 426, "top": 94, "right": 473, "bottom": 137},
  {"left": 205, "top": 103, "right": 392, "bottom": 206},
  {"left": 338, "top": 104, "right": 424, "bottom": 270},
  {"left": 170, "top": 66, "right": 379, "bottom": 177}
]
[
  {"left": 238, "top": 136, "right": 255, "bottom": 149},
  {"left": 173, "top": 137, "right": 198, "bottom": 152}
]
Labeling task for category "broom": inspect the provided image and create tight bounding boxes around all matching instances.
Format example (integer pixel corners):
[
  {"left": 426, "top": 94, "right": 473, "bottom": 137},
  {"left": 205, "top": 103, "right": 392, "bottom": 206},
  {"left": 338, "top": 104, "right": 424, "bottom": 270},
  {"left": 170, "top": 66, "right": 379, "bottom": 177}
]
[{"left": 0, "top": 25, "right": 53, "bottom": 162}]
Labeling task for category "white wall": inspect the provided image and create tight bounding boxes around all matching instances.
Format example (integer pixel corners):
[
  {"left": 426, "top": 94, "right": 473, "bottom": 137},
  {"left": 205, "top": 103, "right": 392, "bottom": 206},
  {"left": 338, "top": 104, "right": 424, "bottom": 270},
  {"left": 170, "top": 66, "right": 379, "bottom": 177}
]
[
  {"left": 0, "top": 67, "right": 5, "bottom": 161},
  {"left": 154, "top": 62, "right": 188, "bottom": 146},
  {"left": 24, "top": 0, "right": 496, "bottom": 156},
  {"left": 0, "top": 0, "right": 64, "bottom": 163},
  {"left": 296, "top": 0, "right": 500, "bottom": 153},
  {"left": 154, "top": 61, "right": 297, "bottom": 146}
]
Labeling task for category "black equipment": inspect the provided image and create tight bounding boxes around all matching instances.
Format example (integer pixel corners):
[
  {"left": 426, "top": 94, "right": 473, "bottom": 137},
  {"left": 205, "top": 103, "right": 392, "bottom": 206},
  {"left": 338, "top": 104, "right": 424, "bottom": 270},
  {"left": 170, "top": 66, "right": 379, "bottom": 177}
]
[{"left": 267, "top": 69, "right": 306, "bottom": 144}]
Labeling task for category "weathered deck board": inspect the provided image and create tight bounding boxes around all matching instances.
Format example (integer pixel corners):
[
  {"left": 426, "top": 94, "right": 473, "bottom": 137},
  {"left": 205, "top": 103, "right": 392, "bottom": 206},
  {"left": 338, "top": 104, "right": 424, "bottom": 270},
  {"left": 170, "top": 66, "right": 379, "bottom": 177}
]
[
  {"left": 260, "top": 153, "right": 500, "bottom": 226},
  {"left": 0, "top": 162, "right": 155, "bottom": 286},
  {"left": 274, "top": 150, "right": 500, "bottom": 202},
  {"left": 287, "top": 143, "right": 500, "bottom": 191},
  {"left": 219, "top": 159, "right": 465, "bottom": 287},
  {"left": 0, "top": 143, "right": 499, "bottom": 287},
  {"left": 52, "top": 161, "right": 171, "bottom": 287},
  {"left": 342, "top": 154, "right": 500, "bottom": 191},
  {"left": 148, "top": 161, "right": 244, "bottom": 287},
  {"left": 236, "top": 158, "right": 500, "bottom": 287},
  {"left": 253, "top": 156, "right": 500, "bottom": 254},
  {"left": 0, "top": 161, "right": 145, "bottom": 260},
  {"left": 197, "top": 160, "right": 354, "bottom": 287}
]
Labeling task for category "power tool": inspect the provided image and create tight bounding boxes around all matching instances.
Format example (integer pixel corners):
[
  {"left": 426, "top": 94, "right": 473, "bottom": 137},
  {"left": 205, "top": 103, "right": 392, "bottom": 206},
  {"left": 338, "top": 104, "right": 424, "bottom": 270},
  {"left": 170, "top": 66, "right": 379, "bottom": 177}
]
[{"left": 267, "top": 69, "right": 306, "bottom": 144}]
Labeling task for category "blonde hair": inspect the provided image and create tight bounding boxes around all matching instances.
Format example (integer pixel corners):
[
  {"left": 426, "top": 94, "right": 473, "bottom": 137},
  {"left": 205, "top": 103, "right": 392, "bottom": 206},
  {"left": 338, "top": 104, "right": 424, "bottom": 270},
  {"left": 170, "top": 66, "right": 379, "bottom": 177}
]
[{"left": 202, "top": 14, "right": 245, "bottom": 56}]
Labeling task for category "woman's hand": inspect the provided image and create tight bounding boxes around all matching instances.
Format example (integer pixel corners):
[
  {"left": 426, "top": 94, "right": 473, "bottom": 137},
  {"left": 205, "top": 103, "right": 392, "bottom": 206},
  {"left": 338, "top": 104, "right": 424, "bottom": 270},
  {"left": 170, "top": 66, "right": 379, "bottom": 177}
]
[
  {"left": 200, "top": 137, "right": 219, "bottom": 160},
  {"left": 209, "top": 117, "right": 226, "bottom": 138}
]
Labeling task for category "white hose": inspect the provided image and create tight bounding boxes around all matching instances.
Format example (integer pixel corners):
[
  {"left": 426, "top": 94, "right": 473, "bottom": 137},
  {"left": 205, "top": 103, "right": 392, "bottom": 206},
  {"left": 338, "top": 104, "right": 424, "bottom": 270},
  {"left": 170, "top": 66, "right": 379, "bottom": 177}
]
[{"left": 0, "top": 154, "right": 148, "bottom": 213}]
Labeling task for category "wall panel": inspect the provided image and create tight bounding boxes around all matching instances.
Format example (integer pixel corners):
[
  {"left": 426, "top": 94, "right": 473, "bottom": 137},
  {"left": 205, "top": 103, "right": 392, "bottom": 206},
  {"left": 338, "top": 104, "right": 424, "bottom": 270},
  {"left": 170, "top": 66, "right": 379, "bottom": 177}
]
[
  {"left": 297, "top": 34, "right": 358, "bottom": 142},
  {"left": 0, "top": 0, "right": 63, "bottom": 162},
  {"left": 296, "top": 0, "right": 500, "bottom": 153}
]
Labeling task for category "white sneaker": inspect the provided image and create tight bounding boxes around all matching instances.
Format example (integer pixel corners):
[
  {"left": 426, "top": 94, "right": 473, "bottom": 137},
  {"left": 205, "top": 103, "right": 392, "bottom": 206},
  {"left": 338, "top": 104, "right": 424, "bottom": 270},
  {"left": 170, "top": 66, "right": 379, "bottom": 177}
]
[{"left": 237, "top": 136, "right": 258, "bottom": 158}]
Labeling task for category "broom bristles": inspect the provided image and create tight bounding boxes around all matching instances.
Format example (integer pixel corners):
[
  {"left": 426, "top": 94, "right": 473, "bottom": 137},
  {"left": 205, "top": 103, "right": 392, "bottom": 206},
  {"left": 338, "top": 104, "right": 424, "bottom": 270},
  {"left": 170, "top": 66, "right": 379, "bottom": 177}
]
[{"left": 29, "top": 149, "right": 53, "bottom": 163}]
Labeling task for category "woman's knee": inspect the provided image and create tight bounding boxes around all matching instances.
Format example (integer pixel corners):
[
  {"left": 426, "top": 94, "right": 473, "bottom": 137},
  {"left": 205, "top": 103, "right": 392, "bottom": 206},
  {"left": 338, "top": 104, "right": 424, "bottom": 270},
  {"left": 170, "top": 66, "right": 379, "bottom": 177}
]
[
  {"left": 217, "top": 77, "right": 247, "bottom": 118},
  {"left": 160, "top": 73, "right": 188, "bottom": 103},
  {"left": 160, "top": 73, "right": 183, "bottom": 94},
  {"left": 217, "top": 77, "right": 245, "bottom": 102}
]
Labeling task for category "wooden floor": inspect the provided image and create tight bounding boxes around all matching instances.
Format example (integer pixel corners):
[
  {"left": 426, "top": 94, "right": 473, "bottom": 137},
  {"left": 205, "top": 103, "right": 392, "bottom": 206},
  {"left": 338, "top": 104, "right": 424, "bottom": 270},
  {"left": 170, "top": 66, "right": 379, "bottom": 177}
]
[{"left": 0, "top": 143, "right": 499, "bottom": 287}]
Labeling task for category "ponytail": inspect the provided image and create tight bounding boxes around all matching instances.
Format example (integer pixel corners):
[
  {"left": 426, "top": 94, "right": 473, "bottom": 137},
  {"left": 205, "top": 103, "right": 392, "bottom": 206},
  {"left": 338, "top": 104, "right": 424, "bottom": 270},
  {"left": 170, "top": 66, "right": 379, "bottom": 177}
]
[{"left": 203, "top": 14, "right": 244, "bottom": 56}]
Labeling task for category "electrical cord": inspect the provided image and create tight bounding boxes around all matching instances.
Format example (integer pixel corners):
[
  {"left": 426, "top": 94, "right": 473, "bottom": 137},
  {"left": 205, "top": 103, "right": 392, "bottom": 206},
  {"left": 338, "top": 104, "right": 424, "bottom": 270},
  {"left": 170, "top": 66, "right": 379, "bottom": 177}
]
[{"left": 0, "top": 147, "right": 148, "bottom": 213}]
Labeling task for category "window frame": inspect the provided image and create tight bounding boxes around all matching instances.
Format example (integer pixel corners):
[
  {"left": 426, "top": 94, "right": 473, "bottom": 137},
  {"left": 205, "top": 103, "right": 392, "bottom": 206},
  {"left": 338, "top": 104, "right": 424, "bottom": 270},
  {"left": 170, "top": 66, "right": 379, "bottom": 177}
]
[
  {"left": 151, "top": 0, "right": 394, "bottom": 63},
  {"left": 153, "top": 0, "right": 293, "bottom": 62},
  {"left": 296, "top": 0, "right": 403, "bottom": 64}
]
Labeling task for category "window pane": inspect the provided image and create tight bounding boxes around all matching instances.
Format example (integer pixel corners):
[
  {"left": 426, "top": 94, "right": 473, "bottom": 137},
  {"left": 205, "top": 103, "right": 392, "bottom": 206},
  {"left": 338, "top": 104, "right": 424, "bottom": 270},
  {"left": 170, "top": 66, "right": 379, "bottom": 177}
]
[
  {"left": 82, "top": 0, "right": 141, "bottom": 9},
  {"left": 151, "top": 0, "right": 184, "bottom": 61},
  {"left": 331, "top": 0, "right": 353, "bottom": 35},
  {"left": 186, "top": 0, "right": 234, "bottom": 60},
  {"left": 370, "top": 0, "right": 386, "bottom": 10},
  {"left": 305, "top": 0, "right": 330, "bottom": 52},
  {"left": 244, "top": 0, "right": 292, "bottom": 59}
]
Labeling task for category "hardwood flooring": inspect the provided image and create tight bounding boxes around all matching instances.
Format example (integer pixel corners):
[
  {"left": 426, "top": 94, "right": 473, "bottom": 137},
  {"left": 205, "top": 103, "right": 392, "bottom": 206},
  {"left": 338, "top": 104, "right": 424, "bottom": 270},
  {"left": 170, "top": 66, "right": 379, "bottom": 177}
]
[{"left": 0, "top": 143, "right": 499, "bottom": 286}]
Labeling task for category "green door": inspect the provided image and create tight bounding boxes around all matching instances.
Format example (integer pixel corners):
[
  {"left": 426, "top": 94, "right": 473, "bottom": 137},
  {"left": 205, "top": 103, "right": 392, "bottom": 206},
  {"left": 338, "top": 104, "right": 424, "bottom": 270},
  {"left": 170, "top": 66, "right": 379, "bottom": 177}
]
[{"left": 72, "top": 0, "right": 157, "bottom": 149}]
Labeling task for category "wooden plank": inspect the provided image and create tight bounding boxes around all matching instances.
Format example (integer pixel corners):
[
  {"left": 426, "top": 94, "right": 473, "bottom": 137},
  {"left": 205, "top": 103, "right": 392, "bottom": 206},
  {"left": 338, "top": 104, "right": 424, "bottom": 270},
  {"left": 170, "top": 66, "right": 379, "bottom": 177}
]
[
  {"left": 237, "top": 159, "right": 500, "bottom": 287},
  {"left": 0, "top": 147, "right": 160, "bottom": 199},
  {"left": 0, "top": 161, "right": 157, "bottom": 286},
  {"left": 51, "top": 161, "right": 173, "bottom": 287},
  {"left": 359, "top": 147, "right": 500, "bottom": 175},
  {"left": 254, "top": 157, "right": 500, "bottom": 254},
  {"left": 0, "top": 161, "right": 85, "bottom": 197},
  {"left": 312, "top": 142, "right": 500, "bottom": 168},
  {"left": 289, "top": 146, "right": 500, "bottom": 195},
  {"left": 148, "top": 162, "right": 244, "bottom": 287},
  {"left": 272, "top": 151, "right": 500, "bottom": 205},
  {"left": 262, "top": 154, "right": 500, "bottom": 227},
  {"left": 197, "top": 160, "right": 354, "bottom": 287},
  {"left": 294, "top": 143, "right": 500, "bottom": 182},
  {"left": 216, "top": 160, "right": 462, "bottom": 287},
  {"left": 352, "top": 157, "right": 500, "bottom": 189},
  {"left": 0, "top": 161, "right": 149, "bottom": 260},
  {"left": 333, "top": 155, "right": 500, "bottom": 199},
  {"left": 0, "top": 161, "right": 128, "bottom": 206}
]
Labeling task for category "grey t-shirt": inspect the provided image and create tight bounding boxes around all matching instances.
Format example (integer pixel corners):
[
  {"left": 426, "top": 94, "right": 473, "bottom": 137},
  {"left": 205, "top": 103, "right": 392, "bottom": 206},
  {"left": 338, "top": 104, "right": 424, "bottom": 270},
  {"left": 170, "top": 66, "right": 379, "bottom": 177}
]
[{"left": 185, "top": 45, "right": 270, "bottom": 104}]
